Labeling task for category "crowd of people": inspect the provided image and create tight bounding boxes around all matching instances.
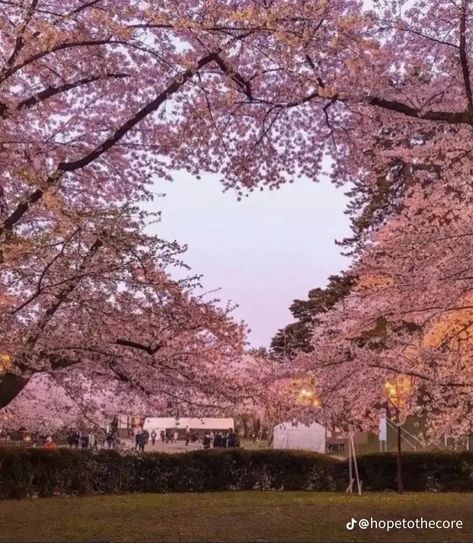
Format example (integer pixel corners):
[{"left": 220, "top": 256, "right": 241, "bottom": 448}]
[
  {"left": 204, "top": 429, "right": 240, "bottom": 449},
  {"left": 65, "top": 429, "right": 119, "bottom": 450},
  {"left": 0, "top": 429, "right": 60, "bottom": 449},
  {"left": 130, "top": 425, "right": 241, "bottom": 452},
  {"left": 134, "top": 428, "right": 149, "bottom": 452},
  {"left": 1, "top": 419, "right": 243, "bottom": 453}
]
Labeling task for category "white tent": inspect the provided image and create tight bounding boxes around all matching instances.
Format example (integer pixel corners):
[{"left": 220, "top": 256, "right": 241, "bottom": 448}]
[
  {"left": 273, "top": 421, "right": 326, "bottom": 453},
  {"left": 143, "top": 417, "right": 235, "bottom": 433}
]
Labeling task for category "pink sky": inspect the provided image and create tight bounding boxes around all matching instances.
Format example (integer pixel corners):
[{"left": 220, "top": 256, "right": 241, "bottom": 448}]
[{"left": 148, "top": 172, "right": 351, "bottom": 347}]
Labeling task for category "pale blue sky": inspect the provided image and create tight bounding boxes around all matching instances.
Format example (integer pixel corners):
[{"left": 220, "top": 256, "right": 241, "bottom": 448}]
[{"left": 148, "top": 172, "right": 351, "bottom": 347}]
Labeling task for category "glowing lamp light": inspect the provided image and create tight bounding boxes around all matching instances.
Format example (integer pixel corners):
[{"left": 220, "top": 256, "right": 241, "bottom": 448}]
[
  {"left": 299, "top": 388, "right": 313, "bottom": 400},
  {"left": 384, "top": 374, "right": 414, "bottom": 411},
  {"left": 298, "top": 387, "right": 321, "bottom": 407},
  {"left": 0, "top": 353, "right": 12, "bottom": 374}
]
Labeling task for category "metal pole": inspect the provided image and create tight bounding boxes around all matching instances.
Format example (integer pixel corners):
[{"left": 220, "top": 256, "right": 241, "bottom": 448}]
[
  {"left": 351, "top": 433, "right": 362, "bottom": 496},
  {"left": 324, "top": 423, "right": 328, "bottom": 455},
  {"left": 396, "top": 423, "right": 403, "bottom": 493},
  {"left": 346, "top": 435, "right": 353, "bottom": 493}
]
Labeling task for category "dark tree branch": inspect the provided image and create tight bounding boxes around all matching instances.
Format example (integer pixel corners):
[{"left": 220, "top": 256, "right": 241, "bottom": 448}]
[
  {"left": 459, "top": 0, "right": 473, "bottom": 110},
  {"left": 23, "top": 237, "right": 103, "bottom": 350},
  {"left": 10, "top": 227, "right": 80, "bottom": 315},
  {"left": 1, "top": 171, "right": 63, "bottom": 235},
  {"left": 1, "top": 0, "right": 39, "bottom": 74},
  {"left": 69, "top": 0, "right": 103, "bottom": 16},
  {"left": 367, "top": 362, "right": 473, "bottom": 389},
  {"left": 0, "top": 373, "right": 30, "bottom": 409},
  {"left": 115, "top": 339, "right": 164, "bottom": 356},
  {"left": 0, "top": 51, "right": 222, "bottom": 237},
  {"left": 16, "top": 73, "right": 128, "bottom": 112},
  {"left": 59, "top": 51, "right": 221, "bottom": 172},
  {"left": 0, "top": 38, "right": 123, "bottom": 83},
  {"left": 211, "top": 54, "right": 253, "bottom": 99},
  {"left": 367, "top": 96, "right": 473, "bottom": 124}
]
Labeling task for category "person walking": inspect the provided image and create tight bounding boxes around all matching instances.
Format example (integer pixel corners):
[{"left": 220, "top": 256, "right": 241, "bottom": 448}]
[
  {"left": 43, "top": 436, "right": 57, "bottom": 449},
  {"left": 138, "top": 432, "right": 146, "bottom": 453},
  {"left": 227, "top": 428, "right": 238, "bottom": 448},
  {"left": 135, "top": 428, "right": 141, "bottom": 451},
  {"left": 203, "top": 432, "right": 211, "bottom": 450},
  {"left": 151, "top": 429, "right": 157, "bottom": 446},
  {"left": 80, "top": 432, "right": 89, "bottom": 450},
  {"left": 213, "top": 432, "right": 223, "bottom": 448},
  {"left": 185, "top": 426, "right": 191, "bottom": 446}
]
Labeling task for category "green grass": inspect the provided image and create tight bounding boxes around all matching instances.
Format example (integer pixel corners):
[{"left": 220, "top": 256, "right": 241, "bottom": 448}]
[{"left": 0, "top": 492, "right": 472, "bottom": 542}]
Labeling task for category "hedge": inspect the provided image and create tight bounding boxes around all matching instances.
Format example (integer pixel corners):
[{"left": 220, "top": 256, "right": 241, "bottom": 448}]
[
  {"left": 0, "top": 448, "right": 343, "bottom": 499},
  {"left": 1, "top": 448, "right": 473, "bottom": 499},
  {"left": 356, "top": 451, "right": 473, "bottom": 492}
]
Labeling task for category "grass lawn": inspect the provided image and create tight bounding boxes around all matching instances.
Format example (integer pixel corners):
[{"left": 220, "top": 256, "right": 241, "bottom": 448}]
[{"left": 0, "top": 491, "right": 472, "bottom": 542}]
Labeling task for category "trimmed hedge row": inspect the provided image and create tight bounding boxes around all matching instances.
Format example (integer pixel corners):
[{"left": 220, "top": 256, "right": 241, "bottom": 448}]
[
  {"left": 0, "top": 448, "right": 343, "bottom": 499},
  {"left": 357, "top": 451, "right": 473, "bottom": 492},
  {"left": 1, "top": 448, "right": 473, "bottom": 499}
]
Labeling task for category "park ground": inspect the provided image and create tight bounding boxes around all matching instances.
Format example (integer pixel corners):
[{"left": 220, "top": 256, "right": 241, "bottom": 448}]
[{"left": 0, "top": 492, "right": 472, "bottom": 542}]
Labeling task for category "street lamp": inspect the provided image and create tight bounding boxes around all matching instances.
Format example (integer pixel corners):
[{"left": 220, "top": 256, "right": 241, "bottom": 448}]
[{"left": 384, "top": 374, "right": 414, "bottom": 493}]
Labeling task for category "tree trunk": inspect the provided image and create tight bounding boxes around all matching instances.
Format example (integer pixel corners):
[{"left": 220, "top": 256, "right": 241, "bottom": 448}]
[{"left": 0, "top": 373, "right": 30, "bottom": 409}]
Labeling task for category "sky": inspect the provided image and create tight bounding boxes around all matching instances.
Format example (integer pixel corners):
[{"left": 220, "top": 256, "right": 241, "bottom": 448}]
[{"left": 147, "top": 171, "right": 351, "bottom": 348}]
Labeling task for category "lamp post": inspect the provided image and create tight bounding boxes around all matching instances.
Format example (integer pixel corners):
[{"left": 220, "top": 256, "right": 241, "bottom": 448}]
[{"left": 384, "top": 375, "right": 414, "bottom": 494}]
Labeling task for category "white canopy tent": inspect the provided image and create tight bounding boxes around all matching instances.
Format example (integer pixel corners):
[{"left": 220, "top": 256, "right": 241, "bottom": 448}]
[
  {"left": 143, "top": 417, "right": 235, "bottom": 433},
  {"left": 273, "top": 421, "right": 327, "bottom": 453}
]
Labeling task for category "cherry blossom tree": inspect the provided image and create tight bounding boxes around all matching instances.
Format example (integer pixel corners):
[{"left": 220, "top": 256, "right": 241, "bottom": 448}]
[
  {"left": 3, "top": 0, "right": 473, "bottom": 240},
  {"left": 5, "top": 0, "right": 473, "bottom": 431},
  {"left": 297, "top": 179, "right": 473, "bottom": 440},
  {"left": 0, "top": 0, "right": 364, "bottom": 423},
  {"left": 246, "top": 0, "right": 473, "bottom": 440},
  {"left": 1, "top": 370, "right": 158, "bottom": 435},
  {"left": 0, "top": 195, "right": 250, "bottom": 422}
]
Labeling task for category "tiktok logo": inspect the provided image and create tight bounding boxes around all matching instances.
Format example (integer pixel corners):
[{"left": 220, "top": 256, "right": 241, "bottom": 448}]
[{"left": 346, "top": 518, "right": 357, "bottom": 531}]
